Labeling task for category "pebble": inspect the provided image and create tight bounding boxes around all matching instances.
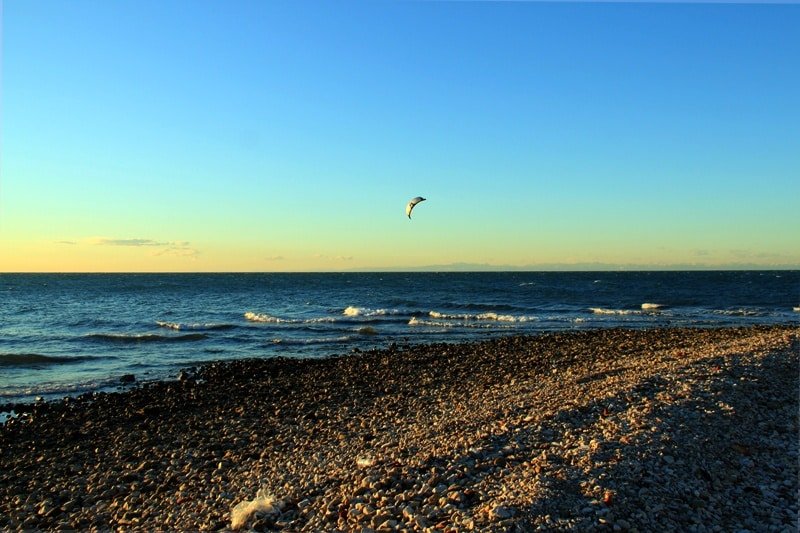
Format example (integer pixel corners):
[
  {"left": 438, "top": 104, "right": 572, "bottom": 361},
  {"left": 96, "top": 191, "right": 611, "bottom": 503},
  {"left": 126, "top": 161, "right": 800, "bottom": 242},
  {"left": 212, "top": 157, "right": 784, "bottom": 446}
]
[{"left": 0, "top": 326, "right": 796, "bottom": 532}]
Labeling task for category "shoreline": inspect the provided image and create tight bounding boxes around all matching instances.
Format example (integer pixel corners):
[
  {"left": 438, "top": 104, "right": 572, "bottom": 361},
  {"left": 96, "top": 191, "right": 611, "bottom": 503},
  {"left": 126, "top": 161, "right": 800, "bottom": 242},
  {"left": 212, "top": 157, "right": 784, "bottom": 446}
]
[{"left": 1, "top": 325, "right": 797, "bottom": 531}]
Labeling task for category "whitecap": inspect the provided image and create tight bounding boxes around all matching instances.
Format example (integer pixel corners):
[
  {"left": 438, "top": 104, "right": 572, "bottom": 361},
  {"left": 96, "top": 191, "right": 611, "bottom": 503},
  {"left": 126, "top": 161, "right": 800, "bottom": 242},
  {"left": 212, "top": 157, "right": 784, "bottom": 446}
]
[
  {"left": 409, "top": 317, "right": 456, "bottom": 328},
  {"left": 244, "top": 312, "right": 285, "bottom": 323},
  {"left": 157, "top": 321, "right": 235, "bottom": 331},
  {"left": 589, "top": 308, "right": 639, "bottom": 315},
  {"left": 245, "top": 312, "right": 335, "bottom": 324},
  {"left": 429, "top": 310, "right": 535, "bottom": 322},
  {"left": 641, "top": 303, "right": 664, "bottom": 310},
  {"left": 343, "top": 306, "right": 397, "bottom": 317},
  {"left": 409, "top": 316, "right": 512, "bottom": 329}
]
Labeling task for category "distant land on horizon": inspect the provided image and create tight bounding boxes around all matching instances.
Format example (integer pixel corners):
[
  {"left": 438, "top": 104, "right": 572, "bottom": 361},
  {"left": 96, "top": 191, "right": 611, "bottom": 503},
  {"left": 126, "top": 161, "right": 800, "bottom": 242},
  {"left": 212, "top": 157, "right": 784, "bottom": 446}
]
[{"left": 350, "top": 262, "right": 800, "bottom": 273}]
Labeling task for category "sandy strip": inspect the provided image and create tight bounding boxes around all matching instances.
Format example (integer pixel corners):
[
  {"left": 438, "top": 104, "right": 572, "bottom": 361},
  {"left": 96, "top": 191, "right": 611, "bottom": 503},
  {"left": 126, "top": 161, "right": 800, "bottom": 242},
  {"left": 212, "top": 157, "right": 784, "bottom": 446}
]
[{"left": 1, "top": 326, "right": 797, "bottom": 532}]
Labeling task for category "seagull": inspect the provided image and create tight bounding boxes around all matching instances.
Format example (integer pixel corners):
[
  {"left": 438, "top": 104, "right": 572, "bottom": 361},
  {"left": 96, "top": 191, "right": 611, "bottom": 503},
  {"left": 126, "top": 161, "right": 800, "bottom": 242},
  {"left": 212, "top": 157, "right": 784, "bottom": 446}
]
[{"left": 406, "top": 196, "right": 426, "bottom": 219}]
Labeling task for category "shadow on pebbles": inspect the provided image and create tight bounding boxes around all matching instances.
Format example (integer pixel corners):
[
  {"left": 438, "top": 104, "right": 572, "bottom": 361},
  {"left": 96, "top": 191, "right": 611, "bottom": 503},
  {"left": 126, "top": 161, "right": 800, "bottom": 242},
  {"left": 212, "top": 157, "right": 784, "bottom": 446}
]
[{"left": 1, "top": 326, "right": 798, "bottom": 532}]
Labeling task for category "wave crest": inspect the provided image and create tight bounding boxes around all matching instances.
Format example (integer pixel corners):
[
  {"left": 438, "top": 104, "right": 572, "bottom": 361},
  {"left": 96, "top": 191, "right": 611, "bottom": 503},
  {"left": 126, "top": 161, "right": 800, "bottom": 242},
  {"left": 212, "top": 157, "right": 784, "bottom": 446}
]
[
  {"left": 343, "top": 306, "right": 398, "bottom": 317},
  {"left": 245, "top": 311, "right": 336, "bottom": 324},
  {"left": 157, "top": 321, "right": 236, "bottom": 331},
  {"left": 86, "top": 333, "right": 208, "bottom": 343},
  {"left": 409, "top": 316, "right": 513, "bottom": 329},
  {"left": 589, "top": 308, "right": 640, "bottom": 316},
  {"left": 429, "top": 310, "right": 534, "bottom": 322}
]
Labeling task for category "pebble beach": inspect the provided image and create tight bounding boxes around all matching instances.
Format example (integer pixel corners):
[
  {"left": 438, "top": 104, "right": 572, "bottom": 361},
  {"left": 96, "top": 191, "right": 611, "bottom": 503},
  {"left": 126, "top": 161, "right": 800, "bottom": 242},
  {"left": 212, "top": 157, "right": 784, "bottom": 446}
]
[{"left": 1, "top": 325, "right": 797, "bottom": 532}]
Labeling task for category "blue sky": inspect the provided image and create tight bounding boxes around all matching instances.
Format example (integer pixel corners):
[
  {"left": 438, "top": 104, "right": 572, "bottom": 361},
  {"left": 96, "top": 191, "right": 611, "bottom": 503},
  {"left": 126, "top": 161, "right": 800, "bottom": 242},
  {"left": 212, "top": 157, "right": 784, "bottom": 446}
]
[{"left": 2, "top": 1, "right": 798, "bottom": 271}]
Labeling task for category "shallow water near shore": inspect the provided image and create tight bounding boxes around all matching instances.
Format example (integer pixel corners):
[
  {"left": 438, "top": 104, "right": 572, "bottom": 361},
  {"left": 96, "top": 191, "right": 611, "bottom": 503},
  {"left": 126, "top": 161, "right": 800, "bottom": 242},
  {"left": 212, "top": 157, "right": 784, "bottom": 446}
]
[{"left": 1, "top": 271, "right": 797, "bottom": 403}]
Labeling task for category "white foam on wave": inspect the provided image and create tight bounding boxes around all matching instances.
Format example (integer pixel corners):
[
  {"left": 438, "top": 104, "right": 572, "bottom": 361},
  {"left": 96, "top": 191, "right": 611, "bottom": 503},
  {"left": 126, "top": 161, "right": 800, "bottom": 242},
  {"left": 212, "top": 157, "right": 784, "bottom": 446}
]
[
  {"left": 156, "top": 321, "right": 233, "bottom": 330},
  {"left": 641, "top": 303, "right": 664, "bottom": 310},
  {"left": 343, "top": 306, "right": 398, "bottom": 317},
  {"left": 429, "top": 310, "right": 534, "bottom": 322},
  {"left": 271, "top": 335, "right": 353, "bottom": 345},
  {"left": 409, "top": 316, "right": 513, "bottom": 329},
  {"left": 409, "top": 316, "right": 452, "bottom": 327},
  {"left": 244, "top": 312, "right": 335, "bottom": 324},
  {"left": 713, "top": 309, "right": 763, "bottom": 317},
  {"left": 590, "top": 308, "right": 640, "bottom": 315},
  {"left": 245, "top": 312, "right": 285, "bottom": 323},
  {"left": 793, "top": 306, "right": 800, "bottom": 312}
]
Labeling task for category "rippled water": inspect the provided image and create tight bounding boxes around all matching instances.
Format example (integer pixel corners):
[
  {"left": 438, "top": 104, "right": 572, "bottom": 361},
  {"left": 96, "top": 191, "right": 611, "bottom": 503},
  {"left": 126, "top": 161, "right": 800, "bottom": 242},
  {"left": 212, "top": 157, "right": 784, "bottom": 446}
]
[{"left": 1, "top": 271, "right": 797, "bottom": 402}]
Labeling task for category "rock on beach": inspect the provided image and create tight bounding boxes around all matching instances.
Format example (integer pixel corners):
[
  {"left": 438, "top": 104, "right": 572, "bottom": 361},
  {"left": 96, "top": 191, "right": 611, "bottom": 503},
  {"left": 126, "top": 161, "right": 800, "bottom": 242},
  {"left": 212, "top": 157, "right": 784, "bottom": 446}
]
[{"left": 0, "top": 326, "right": 797, "bottom": 531}]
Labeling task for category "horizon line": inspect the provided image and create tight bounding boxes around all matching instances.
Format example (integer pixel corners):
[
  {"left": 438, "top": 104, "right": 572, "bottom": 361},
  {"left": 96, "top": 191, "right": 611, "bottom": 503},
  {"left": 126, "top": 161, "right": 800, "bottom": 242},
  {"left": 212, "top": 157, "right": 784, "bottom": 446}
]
[{"left": 1, "top": 267, "right": 798, "bottom": 275}]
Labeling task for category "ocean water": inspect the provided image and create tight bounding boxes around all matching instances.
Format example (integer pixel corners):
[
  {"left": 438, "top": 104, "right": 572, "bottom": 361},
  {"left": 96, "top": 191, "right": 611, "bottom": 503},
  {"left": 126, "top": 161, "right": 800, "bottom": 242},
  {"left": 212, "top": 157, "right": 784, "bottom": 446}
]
[{"left": 1, "top": 271, "right": 797, "bottom": 404}]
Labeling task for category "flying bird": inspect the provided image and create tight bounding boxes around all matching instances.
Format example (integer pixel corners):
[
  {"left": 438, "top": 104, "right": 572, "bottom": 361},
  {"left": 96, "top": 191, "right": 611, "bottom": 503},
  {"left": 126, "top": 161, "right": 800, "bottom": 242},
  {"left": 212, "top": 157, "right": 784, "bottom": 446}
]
[{"left": 406, "top": 196, "right": 426, "bottom": 219}]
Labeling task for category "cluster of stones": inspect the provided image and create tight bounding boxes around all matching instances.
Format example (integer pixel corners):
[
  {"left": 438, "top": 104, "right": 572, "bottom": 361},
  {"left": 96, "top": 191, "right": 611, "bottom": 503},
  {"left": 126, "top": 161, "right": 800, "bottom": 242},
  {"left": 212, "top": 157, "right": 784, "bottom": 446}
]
[{"left": 0, "top": 326, "right": 797, "bottom": 532}]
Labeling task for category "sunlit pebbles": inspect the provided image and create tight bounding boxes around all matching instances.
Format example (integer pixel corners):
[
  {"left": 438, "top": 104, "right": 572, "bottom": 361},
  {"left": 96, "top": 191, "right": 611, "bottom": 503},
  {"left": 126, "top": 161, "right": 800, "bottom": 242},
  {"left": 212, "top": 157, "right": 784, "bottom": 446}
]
[{"left": 0, "top": 326, "right": 796, "bottom": 531}]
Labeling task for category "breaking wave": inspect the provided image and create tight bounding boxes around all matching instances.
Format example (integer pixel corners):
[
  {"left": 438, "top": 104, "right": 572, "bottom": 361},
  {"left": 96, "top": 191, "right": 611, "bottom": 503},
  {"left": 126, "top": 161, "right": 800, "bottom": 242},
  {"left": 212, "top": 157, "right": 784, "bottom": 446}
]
[
  {"left": 429, "top": 310, "right": 535, "bottom": 322},
  {"left": 85, "top": 333, "right": 208, "bottom": 343},
  {"left": 408, "top": 316, "right": 513, "bottom": 329},
  {"left": 156, "top": 321, "right": 236, "bottom": 331},
  {"left": 244, "top": 312, "right": 335, "bottom": 324},
  {"left": 343, "top": 306, "right": 399, "bottom": 317},
  {"left": 589, "top": 308, "right": 640, "bottom": 316},
  {"left": 641, "top": 303, "right": 665, "bottom": 310}
]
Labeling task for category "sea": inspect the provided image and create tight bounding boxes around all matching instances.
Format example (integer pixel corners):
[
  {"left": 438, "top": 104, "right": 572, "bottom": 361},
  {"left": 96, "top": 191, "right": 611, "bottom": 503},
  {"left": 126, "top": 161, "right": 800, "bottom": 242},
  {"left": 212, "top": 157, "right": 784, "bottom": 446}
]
[{"left": 1, "top": 271, "right": 797, "bottom": 405}]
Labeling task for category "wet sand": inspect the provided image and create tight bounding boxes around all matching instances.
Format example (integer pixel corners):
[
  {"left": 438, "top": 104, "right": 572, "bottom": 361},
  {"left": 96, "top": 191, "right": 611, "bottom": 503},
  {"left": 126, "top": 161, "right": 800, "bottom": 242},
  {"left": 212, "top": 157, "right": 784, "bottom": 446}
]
[{"left": 1, "top": 326, "right": 797, "bottom": 532}]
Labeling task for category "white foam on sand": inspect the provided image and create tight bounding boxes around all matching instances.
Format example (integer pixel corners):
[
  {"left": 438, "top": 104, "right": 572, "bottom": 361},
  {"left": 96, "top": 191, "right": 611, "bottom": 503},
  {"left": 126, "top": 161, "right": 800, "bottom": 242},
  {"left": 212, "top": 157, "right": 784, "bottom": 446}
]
[{"left": 231, "top": 489, "right": 283, "bottom": 530}]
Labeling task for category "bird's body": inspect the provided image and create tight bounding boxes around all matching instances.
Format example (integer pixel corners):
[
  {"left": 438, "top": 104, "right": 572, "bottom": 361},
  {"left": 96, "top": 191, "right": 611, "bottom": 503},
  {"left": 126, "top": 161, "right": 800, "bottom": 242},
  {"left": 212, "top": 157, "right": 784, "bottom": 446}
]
[{"left": 406, "top": 196, "right": 426, "bottom": 219}]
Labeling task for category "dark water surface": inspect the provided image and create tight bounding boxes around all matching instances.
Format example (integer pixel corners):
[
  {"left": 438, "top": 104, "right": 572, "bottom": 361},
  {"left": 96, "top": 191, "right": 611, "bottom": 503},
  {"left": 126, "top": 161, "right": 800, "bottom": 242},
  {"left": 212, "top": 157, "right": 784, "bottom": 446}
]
[{"left": 1, "top": 271, "right": 797, "bottom": 402}]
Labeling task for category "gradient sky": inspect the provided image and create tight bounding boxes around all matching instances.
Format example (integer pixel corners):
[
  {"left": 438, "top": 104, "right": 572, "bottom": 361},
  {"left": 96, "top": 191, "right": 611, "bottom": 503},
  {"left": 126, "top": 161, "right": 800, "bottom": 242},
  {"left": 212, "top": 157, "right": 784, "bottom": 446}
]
[{"left": 2, "top": 1, "right": 798, "bottom": 272}]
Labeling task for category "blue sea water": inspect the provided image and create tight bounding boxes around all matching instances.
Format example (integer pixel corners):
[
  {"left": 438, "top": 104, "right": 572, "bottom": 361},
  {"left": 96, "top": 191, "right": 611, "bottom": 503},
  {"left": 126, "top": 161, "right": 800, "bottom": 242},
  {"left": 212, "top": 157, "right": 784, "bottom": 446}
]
[{"left": 0, "top": 271, "right": 797, "bottom": 403}]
